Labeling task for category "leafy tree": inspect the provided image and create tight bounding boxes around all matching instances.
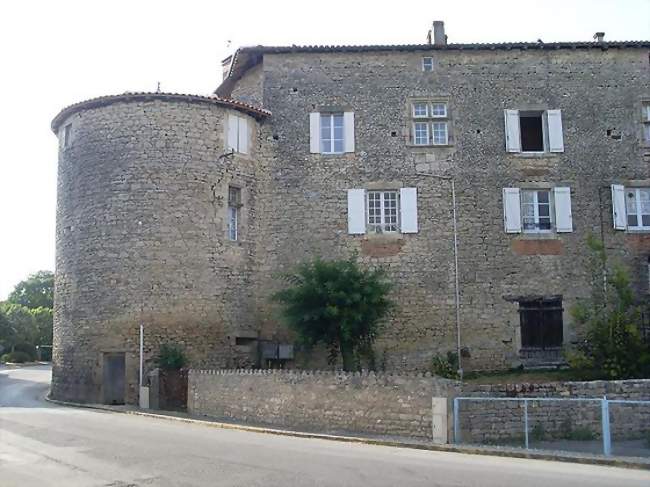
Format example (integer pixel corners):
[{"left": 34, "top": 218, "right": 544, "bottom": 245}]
[
  {"left": 157, "top": 343, "right": 187, "bottom": 370},
  {"left": 0, "top": 303, "right": 38, "bottom": 346},
  {"left": 273, "top": 256, "right": 393, "bottom": 371},
  {"left": 30, "top": 307, "right": 53, "bottom": 346},
  {"left": 568, "top": 236, "right": 650, "bottom": 379},
  {"left": 8, "top": 270, "right": 54, "bottom": 309}
]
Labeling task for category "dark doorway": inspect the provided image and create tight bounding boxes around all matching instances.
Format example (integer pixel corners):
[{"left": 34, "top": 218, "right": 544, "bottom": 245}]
[
  {"left": 103, "top": 352, "right": 125, "bottom": 405},
  {"left": 519, "top": 298, "right": 563, "bottom": 349}
]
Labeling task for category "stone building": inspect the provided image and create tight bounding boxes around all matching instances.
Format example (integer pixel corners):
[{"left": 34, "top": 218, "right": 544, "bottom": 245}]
[{"left": 51, "top": 22, "right": 650, "bottom": 404}]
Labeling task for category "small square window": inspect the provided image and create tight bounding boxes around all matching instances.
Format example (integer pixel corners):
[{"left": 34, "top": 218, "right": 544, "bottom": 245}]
[
  {"left": 413, "top": 122, "right": 429, "bottom": 145},
  {"left": 412, "top": 103, "right": 428, "bottom": 118},
  {"left": 431, "top": 103, "right": 447, "bottom": 118},
  {"left": 422, "top": 57, "right": 434, "bottom": 72}
]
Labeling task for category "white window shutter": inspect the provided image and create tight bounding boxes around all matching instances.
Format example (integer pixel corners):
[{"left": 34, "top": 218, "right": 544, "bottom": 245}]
[
  {"left": 504, "top": 109, "right": 521, "bottom": 153},
  {"left": 227, "top": 115, "right": 238, "bottom": 152},
  {"left": 238, "top": 117, "right": 249, "bottom": 154},
  {"left": 554, "top": 187, "right": 573, "bottom": 232},
  {"left": 309, "top": 112, "right": 320, "bottom": 154},
  {"left": 547, "top": 109, "right": 564, "bottom": 153},
  {"left": 344, "top": 111, "right": 355, "bottom": 153},
  {"left": 347, "top": 189, "right": 366, "bottom": 234},
  {"left": 503, "top": 187, "right": 522, "bottom": 233},
  {"left": 611, "top": 184, "right": 627, "bottom": 230},
  {"left": 400, "top": 187, "right": 418, "bottom": 234}
]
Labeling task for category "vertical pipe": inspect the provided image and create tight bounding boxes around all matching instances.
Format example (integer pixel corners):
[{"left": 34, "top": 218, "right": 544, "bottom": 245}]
[
  {"left": 453, "top": 397, "right": 460, "bottom": 444},
  {"left": 139, "top": 323, "right": 144, "bottom": 388},
  {"left": 451, "top": 180, "right": 462, "bottom": 380},
  {"left": 524, "top": 399, "right": 529, "bottom": 450},
  {"left": 602, "top": 396, "right": 611, "bottom": 456}
]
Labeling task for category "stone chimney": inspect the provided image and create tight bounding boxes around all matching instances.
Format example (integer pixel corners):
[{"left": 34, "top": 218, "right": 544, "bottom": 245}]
[
  {"left": 593, "top": 32, "right": 605, "bottom": 43},
  {"left": 432, "top": 21, "right": 447, "bottom": 46}
]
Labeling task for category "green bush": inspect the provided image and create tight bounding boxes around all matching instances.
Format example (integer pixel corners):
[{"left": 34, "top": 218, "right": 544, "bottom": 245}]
[
  {"left": 531, "top": 423, "right": 546, "bottom": 441},
  {"left": 13, "top": 342, "right": 36, "bottom": 360},
  {"left": 157, "top": 343, "right": 186, "bottom": 370},
  {"left": 431, "top": 352, "right": 459, "bottom": 379},
  {"left": 0, "top": 351, "right": 32, "bottom": 363}
]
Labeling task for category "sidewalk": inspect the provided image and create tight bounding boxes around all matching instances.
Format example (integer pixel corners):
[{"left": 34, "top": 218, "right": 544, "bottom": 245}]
[{"left": 45, "top": 396, "right": 650, "bottom": 470}]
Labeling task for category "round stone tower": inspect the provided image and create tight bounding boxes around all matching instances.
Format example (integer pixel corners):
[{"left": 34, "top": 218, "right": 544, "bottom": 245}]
[{"left": 50, "top": 93, "right": 268, "bottom": 404}]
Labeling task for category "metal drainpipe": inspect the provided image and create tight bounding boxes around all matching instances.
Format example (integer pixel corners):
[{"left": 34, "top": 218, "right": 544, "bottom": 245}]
[{"left": 416, "top": 172, "right": 463, "bottom": 380}]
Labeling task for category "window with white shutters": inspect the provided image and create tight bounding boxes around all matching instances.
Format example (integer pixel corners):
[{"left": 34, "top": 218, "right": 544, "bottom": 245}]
[
  {"left": 504, "top": 109, "right": 564, "bottom": 153},
  {"left": 368, "top": 191, "right": 399, "bottom": 233},
  {"left": 625, "top": 188, "right": 650, "bottom": 230},
  {"left": 226, "top": 114, "right": 249, "bottom": 154},
  {"left": 347, "top": 188, "right": 418, "bottom": 235},
  {"left": 310, "top": 111, "right": 355, "bottom": 154},
  {"left": 503, "top": 187, "right": 573, "bottom": 234}
]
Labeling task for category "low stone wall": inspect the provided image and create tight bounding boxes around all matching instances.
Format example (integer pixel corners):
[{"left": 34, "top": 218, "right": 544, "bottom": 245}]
[
  {"left": 459, "top": 380, "right": 650, "bottom": 443},
  {"left": 188, "top": 369, "right": 458, "bottom": 440}
]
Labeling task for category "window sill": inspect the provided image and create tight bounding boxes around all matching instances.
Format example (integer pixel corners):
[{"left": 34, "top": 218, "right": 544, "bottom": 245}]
[
  {"left": 511, "top": 152, "right": 559, "bottom": 159},
  {"left": 626, "top": 228, "right": 650, "bottom": 234},
  {"left": 363, "top": 232, "right": 404, "bottom": 241},
  {"left": 407, "top": 144, "right": 454, "bottom": 149},
  {"left": 518, "top": 232, "right": 559, "bottom": 240}
]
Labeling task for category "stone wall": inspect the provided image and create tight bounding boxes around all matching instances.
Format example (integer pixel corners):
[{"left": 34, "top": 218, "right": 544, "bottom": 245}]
[
  {"left": 459, "top": 380, "right": 650, "bottom": 443},
  {"left": 188, "top": 369, "right": 458, "bottom": 440}
]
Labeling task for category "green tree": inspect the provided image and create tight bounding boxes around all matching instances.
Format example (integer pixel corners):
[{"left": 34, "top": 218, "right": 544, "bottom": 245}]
[
  {"left": 0, "top": 302, "right": 38, "bottom": 349},
  {"left": 7, "top": 270, "right": 54, "bottom": 309},
  {"left": 272, "top": 256, "right": 393, "bottom": 371},
  {"left": 568, "top": 236, "right": 650, "bottom": 379},
  {"left": 30, "top": 306, "right": 53, "bottom": 346}
]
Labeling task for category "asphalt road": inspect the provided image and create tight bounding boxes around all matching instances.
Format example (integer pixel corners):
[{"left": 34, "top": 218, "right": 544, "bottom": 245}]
[{"left": 1, "top": 365, "right": 649, "bottom": 487}]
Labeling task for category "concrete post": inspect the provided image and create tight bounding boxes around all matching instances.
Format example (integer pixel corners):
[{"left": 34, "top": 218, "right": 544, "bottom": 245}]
[{"left": 431, "top": 397, "right": 448, "bottom": 444}]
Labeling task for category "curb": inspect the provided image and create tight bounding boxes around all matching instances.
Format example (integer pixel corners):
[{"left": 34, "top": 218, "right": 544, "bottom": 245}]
[{"left": 44, "top": 396, "right": 650, "bottom": 470}]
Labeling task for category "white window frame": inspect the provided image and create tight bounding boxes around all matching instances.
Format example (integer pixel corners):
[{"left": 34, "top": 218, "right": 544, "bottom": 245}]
[
  {"left": 367, "top": 190, "right": 399, "bottom": 234},
  {"left": 521, "top": 189, "right": 553, "bottom": 233},
  {"left": 625, "top": 187, "right": 650, "bottom": 230},
  {"left": 422, "top": 57, "right": 434, "bottom": 72},
  {"left": 320, "top": 113, "right": 345, "bottom": 154},
  {"left": 413, "top": 122, "right": 430, "bottom": 146},
  {"left": 431, "top": 122, "right": 448, "bottom": 145},
  {"left": 643, "top": 102, "right": 650, "bottom": 144},
  {"left": 412, "top": 102, "right": 429, "bottom": 118},
  {"left": 431, "top": 103, "right": 447, "bottom": 118}
]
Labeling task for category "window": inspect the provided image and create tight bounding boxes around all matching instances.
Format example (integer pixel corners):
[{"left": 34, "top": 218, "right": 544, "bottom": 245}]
[
  {"left": 519, "top": 298, "right": 563, "bottom": 350},
  {"left": 504, "top": 109, "right": 564, "bottom": 153},
  {"left": 422, "top": 57, "right": 434, "bottom": 72},
  {"left": 521, "top": 189, "right": 552, "bottom": 232},
  {"left": 63, "top": 124, "right": 72, "bottom": 148},
  {"left": 309, "top": 112, "right": 354, "bottom": 154},
  {"left": 367, "top": 190, "right": 399, "bottom": 233},
  {"left": 227, "top": 114, "right": 249, "bottom": 154},
  {"left": 227, "top": 186, "right": 241, "bottom": 241},
  {"left": 643, "top": 102, "right": 650, "bottom": 144},
  {"left": 625, "top": 188, "right": 650, "bottom": 230},
  {"left": 320, "top": 113, "right": 344, "bottom": 154},
  {"left": 410, "top": 101, "right": 449, "bottom": 146}
]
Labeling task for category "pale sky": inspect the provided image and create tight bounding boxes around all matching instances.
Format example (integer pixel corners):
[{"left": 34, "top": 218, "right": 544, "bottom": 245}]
[{"left": 0, "top": 0, "right": 649, "bottom": 300}]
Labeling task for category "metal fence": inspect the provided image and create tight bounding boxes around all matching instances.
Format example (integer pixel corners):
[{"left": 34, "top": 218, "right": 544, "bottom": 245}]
[{"left": 453, "top": 396, "right": 650, "bottom": 457}]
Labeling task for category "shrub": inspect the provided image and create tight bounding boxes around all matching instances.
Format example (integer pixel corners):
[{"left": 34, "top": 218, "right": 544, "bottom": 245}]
[
  {"left": 531, "top": 423, "right": 546, "bottom": 441},
  {"left": 431, "top": 352, "right": 459, "bottom": 379},
  {"left": 0, "top": 351, "right": 32, "bottom": 363},
  {"left": 13, "top": 342, "right": 36, "bottom": 360},
  {"left": 157, "top": 344, "right": 186, "bottom": 370}
]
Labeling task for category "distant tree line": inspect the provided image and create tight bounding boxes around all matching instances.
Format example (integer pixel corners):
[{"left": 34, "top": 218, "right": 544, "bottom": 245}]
[{"left": 0, "top": 270, "right": 54, "bottom": 363}]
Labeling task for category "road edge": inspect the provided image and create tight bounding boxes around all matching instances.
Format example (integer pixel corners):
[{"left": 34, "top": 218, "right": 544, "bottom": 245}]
[{"left": 44, "top": 395, "right": 650, "bottom": 470}]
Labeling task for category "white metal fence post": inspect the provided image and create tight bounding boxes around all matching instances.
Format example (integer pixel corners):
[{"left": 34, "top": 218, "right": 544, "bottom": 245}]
[
  {"left": 524, "top": 399, "right": 529, "bottom": 450},
  {"left": 601, "top": 395, "right": 611, "bottom": 456},
  {"left": 453, "top": 397, "right": 460, "bottom": 444}
]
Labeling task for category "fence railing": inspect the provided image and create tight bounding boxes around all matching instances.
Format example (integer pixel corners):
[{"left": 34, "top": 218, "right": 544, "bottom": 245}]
[{"left": 453, "top": 396, "right": 650, "bottom": 457}]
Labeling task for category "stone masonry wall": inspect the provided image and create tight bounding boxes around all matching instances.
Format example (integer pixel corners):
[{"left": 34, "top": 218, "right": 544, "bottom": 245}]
[
  {"left": 244, "top": 47, "right": 650, "bottom": 372},
  {"left": 188, "top": 369, "right": 458, "bottom": 440},
  {"left": 459, "top": 380, "right": 650, "bottom": 443},
  {"left": 52, "top": 97, "right": 261, "bottom": 403}
]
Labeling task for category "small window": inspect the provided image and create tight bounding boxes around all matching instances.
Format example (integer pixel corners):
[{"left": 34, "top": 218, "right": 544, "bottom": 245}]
[
  {"left": 431, "top": 122, "right": 448, "bottom": 145},
  {"left": 63, "top": 124, "right": 72, "bottom": 148},
  {"left": 367, "top": 190, "right": 399, "bottom": 233},
  {"left": 413, "top": 122, "right": 429, "bottom": 145},
  {"left": 422, "top": 57, "right": 434, "bottom": 72},
  {"left": 519, "top": 111, "right": 545, "bottom": 152},
  {"left": 519, "top": 298, "right": 563, "bottom": 349},
  {"left": 227, "top": 115, "right": 249, "bottom": 154},
  {"left": 431, "top": 103, "right": 447, "bottom": 118},
  {"left": 320, "top": 113, "right": 344, "bottom": 154},
  {"left": 228, "top": 186, "right": 241, "bottom": 241},
  {"left": 521, "top": 189, "right": 552, "bottom": 232},
  {"left": 643, "top": 103, "right": 650, "bottom": 144},
  {"left": 626, "top": 188, "right": 650, "bottom": 229}
]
